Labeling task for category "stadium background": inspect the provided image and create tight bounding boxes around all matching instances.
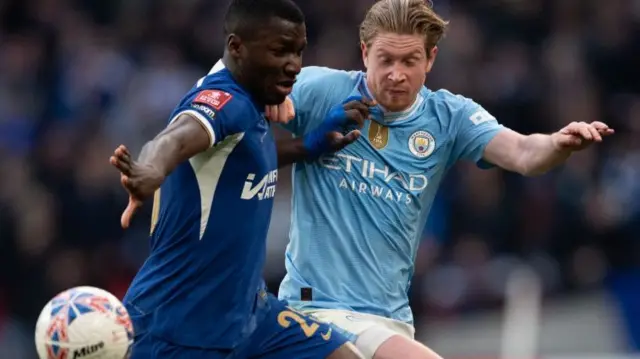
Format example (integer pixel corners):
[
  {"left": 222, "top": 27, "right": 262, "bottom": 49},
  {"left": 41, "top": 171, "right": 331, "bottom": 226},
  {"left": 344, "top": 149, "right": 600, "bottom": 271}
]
[{"left": 1, "top": 0, "right": 639, "bottom": 357}]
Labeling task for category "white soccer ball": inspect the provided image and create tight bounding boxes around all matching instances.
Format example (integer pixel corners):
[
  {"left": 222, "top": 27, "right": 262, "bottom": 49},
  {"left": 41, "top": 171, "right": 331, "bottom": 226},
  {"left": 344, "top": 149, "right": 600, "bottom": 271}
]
[{"left": 35, "top": 286, "right": 134, "bottom": 359}]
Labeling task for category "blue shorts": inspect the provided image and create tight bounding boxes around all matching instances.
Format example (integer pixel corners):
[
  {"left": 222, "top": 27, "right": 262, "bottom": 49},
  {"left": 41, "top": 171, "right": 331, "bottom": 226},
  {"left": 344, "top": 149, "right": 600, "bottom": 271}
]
[{"left": 127, "top": 293, "right": 349, "bottom": 359}]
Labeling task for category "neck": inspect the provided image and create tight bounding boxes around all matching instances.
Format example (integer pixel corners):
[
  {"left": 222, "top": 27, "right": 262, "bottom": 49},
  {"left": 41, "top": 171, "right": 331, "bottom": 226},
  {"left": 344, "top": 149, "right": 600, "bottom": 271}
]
[
  {"left": 221, "top": 53, "right": 264, "bottom": 107},
  {"left": 221, "top": 53, "right": 244, "bottom": 86}
]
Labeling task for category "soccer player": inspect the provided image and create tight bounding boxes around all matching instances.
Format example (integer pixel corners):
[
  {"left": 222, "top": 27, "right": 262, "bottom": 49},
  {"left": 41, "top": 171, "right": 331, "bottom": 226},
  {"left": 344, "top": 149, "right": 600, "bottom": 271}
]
[
  {"left": 109, "top": 0, "right": 368, "bottom": 358},
  {"left": 266, "top": 0, "right": 615, "bottom": 358}
]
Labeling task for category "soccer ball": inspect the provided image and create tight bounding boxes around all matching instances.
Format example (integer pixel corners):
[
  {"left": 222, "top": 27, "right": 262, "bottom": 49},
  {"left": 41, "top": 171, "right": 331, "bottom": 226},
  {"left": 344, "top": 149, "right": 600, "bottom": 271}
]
[{"left": 35, "top": 286, "right": 134, "bottom": 359}]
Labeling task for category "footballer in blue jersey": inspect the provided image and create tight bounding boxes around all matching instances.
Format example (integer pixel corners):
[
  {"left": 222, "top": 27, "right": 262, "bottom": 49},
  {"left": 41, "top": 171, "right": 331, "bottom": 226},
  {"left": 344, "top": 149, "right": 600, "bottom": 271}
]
[
  {"left": 109, "top": 1, "right": 370, "bottom": 358},
  {"left": 267, "top": 1, "right": 614, "bottom": 358}
]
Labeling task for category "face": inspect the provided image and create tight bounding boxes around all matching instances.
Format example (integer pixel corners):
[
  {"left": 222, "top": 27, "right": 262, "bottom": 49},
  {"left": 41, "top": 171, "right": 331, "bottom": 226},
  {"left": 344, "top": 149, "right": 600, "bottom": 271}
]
[
  {"left": 362, "top": 32, "right": 437, "bottom": 112},
  {"left": 228, "top": 19, "right": 306, "bottom": 105}
]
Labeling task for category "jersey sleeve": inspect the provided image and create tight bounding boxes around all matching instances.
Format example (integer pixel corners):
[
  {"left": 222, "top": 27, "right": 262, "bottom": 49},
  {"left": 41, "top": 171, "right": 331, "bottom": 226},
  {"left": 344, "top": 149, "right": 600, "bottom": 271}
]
[
  {"left": 170, "top": 88, "right": 241, "bottom": 148},
  {"left": 281, "top": 66, "right": 357, "bottom": 137},
  {"left": 450, "top": 95, "right": 505, "bottom": 168}
]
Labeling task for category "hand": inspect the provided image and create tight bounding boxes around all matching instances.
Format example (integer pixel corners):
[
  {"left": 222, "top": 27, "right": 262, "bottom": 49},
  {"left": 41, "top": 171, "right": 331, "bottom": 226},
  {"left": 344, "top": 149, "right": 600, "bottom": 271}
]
[
  {"left": 551, "top": 121, "right": 614, "bottom": 151},
  {"left": 321, "top": 96, "right": 376, "bottom": 150},
  {"left": 109, "top": 145, "right": 165, "bottom": 229},
  {"left": 339, "top": 96, "right": 375, "bottom": 129},
  {"left": 321, "top": 130, "right": 363, "bottom": 153},
  {"left": 265, "top": 97, "right": 295, "bottom": 124},
  {"left": 303, "top": 96, "right": 376, "bottom": 157}
]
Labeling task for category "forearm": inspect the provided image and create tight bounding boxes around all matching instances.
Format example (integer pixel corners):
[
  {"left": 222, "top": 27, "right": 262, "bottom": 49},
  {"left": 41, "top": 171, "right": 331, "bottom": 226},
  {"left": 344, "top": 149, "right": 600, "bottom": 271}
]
[
  {"left": 518, "top": 133, "right": 571, "bottom": 176},
  {"left": 274, "top": 98, "right": 367, "bottom": 168},
  {"left": 276, "top": 137, "right": 309, "bottom": 168},
  {"left": 138, "top": 114, "right": 211, "bottom": 176},
  {"left": 137, "top": 135, "right": 184, "bottom": 176}
]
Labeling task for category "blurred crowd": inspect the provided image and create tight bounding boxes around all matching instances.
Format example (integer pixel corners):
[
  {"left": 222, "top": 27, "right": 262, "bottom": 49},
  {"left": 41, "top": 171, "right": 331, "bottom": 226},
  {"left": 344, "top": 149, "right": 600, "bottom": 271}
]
[{"left": 1, "top": 0, "right": 639, "bottom": 357}]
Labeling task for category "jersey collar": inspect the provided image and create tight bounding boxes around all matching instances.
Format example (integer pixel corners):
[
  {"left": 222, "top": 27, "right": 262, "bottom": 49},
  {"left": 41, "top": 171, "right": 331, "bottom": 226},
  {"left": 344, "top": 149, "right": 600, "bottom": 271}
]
[{"left": 209, "top": 59, "right": 226, "bottom": 74}]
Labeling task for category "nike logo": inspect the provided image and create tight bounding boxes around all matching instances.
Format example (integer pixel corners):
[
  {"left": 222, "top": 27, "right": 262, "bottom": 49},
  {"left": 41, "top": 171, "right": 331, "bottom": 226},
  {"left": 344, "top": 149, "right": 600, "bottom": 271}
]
[{"left": 320, "top": 327, "right": 332, "bottom": 341}]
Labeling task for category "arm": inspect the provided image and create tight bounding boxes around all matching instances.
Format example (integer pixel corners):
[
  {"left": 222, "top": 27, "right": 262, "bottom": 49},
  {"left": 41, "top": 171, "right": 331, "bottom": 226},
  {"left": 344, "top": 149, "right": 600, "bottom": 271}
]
[
  {"left": 275, "top": 97, "right": 372, "bottom": 168},
  {"left": 276, "top": 137, "right": 308, "bottom": 168},
  {"left": 137, "top": 115, "right": 211, "bottom": 176},
  {"left": 111, "top": 87, "right": 237, "bottom": 228},
  {"left": 110, "top": 114, "right": 210, "bottom": 229},
  {"left": 449, "top": 92, "right": 612, "bottom": 175},
  {"left": 483, "top": 121, "right": 613, "bottom": 176},
  {"left": 483, "top": 130, "right": 570, "bottom": 176}
]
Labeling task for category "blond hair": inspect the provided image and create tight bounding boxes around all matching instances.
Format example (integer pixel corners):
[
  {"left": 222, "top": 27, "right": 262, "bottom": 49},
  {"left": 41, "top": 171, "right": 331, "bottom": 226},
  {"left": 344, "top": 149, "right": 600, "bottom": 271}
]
[{"left": 360, "top": 0, "right": 448, "bottom": 57}]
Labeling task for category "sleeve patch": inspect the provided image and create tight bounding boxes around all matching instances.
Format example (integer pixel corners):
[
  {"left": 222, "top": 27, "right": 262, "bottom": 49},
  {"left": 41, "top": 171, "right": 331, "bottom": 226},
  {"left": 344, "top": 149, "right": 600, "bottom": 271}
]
[
  {"left": 194, "top": 90, "right": 233, "bottom": 110},
  {"left": 468, "top": 110, "right": 496, "bottom": 125}
]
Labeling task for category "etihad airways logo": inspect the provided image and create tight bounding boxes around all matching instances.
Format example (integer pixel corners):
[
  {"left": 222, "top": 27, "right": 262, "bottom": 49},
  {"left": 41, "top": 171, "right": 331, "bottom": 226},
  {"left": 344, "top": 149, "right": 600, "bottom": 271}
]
[{"left": 319, "top": 153, "right": 428, "bottom": 204}]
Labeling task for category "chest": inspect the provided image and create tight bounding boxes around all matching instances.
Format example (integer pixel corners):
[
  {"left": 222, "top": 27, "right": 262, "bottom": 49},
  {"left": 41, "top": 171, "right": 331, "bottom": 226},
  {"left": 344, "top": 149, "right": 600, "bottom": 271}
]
[
  {"left": 317, "top": 119, "right": 454, "bottom": 200},
  {"left": 354, "top": 120, "right": 450, "bottom": 169},
  {"left": 236, "top": 115, "right": 277, "bottom": 173}
]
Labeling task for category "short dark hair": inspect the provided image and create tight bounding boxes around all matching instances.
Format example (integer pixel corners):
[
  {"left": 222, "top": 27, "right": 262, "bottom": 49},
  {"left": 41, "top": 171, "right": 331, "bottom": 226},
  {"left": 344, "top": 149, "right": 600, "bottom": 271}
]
[{"left": 223, "top": 0, "right": 305, "bottom": 38}]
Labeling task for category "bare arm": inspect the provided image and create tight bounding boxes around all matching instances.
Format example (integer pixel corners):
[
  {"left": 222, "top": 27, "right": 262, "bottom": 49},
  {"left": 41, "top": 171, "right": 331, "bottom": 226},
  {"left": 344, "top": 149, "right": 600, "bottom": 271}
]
[
  {"left": 483, "top": 129, "right": 570, "bottom": 176},
  {"left": 483, "top": 121, "right": 613, "bottom": 176},
  {"left": 276, "top": 137, "right": 308, "bottom": 168},
  {"left": 138, "top": 114, "right": 211, "bottom": 175},
  {"left": 109, "top": 114, "right": 212, "bottom": 228}
]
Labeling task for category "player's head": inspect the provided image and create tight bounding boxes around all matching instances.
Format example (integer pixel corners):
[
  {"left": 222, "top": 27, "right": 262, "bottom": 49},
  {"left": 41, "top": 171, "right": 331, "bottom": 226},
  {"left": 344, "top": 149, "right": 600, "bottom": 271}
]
[
  {"left": 223, "top": 0, "right": 306, "bottom": 105},
  {"left": 360, "top": 0, "right": 448, "bottom": 112}
]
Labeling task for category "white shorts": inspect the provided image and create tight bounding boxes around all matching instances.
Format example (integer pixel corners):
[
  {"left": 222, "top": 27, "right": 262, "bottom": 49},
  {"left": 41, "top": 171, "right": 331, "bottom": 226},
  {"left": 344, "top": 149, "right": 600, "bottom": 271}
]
[{"left": 303, "top": 309, "right": 415, "bottom": 359}]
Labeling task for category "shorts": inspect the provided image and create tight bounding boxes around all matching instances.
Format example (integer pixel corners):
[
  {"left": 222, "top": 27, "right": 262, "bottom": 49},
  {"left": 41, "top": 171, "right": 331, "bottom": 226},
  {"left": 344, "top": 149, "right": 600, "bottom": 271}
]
[
  {"left": 127, "top": 294, "right": 350, "bottom": 359},
  {"left": 304, "top": 309, "right": 415, "bottom": 359}
]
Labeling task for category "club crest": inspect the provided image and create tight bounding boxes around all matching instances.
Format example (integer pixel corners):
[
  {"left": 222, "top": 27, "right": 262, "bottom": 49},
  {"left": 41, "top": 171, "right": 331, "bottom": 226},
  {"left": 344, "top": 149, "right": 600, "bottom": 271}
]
[{"left": 408, "top": 131, "right": 435, "bottom": 158}]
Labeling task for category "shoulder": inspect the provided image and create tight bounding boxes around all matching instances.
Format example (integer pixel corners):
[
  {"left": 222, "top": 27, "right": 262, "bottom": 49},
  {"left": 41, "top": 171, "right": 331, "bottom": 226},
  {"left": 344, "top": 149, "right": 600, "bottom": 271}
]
[
  {"left": 424, "top": 89, "right": 474, "bottom": 112},
  {"left": 297, "top": 66, "right": 361, "bottom": 84},
  {"left": 198, "top": 74, "right": 253, "bottom": 109},
  {"left": 293, "top": 66, "right": 362, "bottom": 102},
  {"left": 173, "top": 72, "right": 259, "bottom": 135},
  {"left": 184, "top": 74, "right": 255, "bottom": 117},
  {"left": 423, "top": 89, "right": 493, "bottom": 124},
  {"left": 280, "top": 67, "right": 362, "bottom": 135}
]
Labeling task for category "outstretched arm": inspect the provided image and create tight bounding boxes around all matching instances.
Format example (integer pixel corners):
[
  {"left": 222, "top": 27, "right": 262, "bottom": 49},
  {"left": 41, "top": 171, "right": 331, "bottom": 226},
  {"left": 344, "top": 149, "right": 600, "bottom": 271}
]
[
  {"left": 111, "top": 87, "right": 237, "bottom": 228},
  {"left": 136, "top": 115, "right": 210, "bottom": 176},
  {"left": 483, "top": 121, "right": 613, "bottom": 176},
  {"left": 110, "top": 115, "right": 211, "bottom": 228}
]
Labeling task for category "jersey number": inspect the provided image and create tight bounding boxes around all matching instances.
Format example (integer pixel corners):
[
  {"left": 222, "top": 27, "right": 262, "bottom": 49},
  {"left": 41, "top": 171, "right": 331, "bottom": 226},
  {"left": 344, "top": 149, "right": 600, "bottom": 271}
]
[
  {"left": 277, "top": 308, "right": 320, "bottom": 338},
  {"left": 150, "top": 189, "right": 161, "bottom": 234}
]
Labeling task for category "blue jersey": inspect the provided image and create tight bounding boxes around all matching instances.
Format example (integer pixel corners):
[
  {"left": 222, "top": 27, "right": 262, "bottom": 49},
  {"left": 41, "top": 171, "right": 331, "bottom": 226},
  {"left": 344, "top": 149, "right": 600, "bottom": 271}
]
[
  {"left": 124, "top": 68, "right": 278, "bottom": 349},
  {"left": 278, "top": 66, "right": 504, "bottom": 323}
]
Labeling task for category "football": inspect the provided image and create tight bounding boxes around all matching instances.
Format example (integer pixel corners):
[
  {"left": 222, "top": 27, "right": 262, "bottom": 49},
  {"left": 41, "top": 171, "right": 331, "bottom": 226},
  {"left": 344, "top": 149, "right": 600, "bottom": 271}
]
[{"left": 34, "top": 286, "right": 134, "bottom": 359}]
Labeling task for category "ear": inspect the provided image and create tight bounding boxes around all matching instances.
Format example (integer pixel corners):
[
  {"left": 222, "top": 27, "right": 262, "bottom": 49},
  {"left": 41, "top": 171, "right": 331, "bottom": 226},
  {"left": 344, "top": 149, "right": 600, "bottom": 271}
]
[
  {"left": 361, "top": 41, "right": 369, "bottom": 69},
  {"left": 226, "top": 34, "right": 242, "bottom": 58},
  {"left": 425, "top": 46, "right": 438, "bottom": 73}
]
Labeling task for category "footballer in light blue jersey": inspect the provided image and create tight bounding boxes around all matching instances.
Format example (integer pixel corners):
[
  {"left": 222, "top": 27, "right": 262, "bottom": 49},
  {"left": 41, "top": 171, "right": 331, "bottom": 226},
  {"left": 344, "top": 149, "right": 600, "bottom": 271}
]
[
  {"left": 273, "top": 1, "right": 612, "bottom": 358},
  {"left": 279, "top": 66, "right": 503, "bottom": 324}
]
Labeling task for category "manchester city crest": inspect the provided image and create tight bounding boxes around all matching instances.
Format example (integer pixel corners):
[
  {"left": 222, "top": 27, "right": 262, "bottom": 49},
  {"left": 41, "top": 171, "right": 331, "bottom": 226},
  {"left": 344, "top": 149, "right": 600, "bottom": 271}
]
[{"left": 408, "top": 131, "right": 435, "bottom": 158}]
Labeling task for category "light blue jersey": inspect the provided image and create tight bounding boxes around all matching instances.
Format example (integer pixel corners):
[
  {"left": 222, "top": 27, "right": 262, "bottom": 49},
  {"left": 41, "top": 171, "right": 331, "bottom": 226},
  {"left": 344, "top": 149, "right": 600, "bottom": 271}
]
[{"left": 278, "top": 66, "right": 504, "bottom": 323}]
